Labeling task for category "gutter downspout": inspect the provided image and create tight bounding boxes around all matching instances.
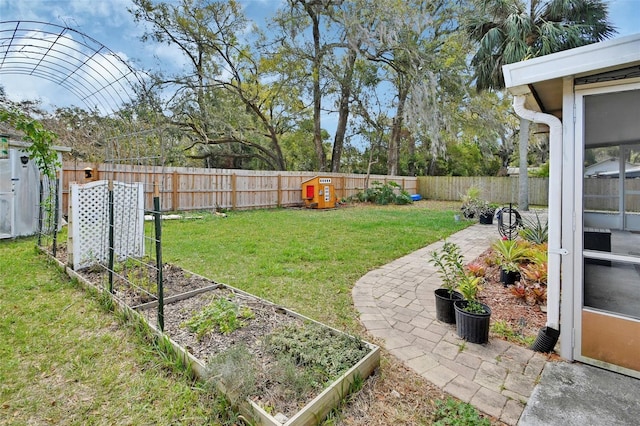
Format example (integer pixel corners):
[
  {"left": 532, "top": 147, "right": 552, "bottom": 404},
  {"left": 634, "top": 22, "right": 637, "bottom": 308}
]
[{"left": 513, "top": 95, "right": 564, "bottom": 330}]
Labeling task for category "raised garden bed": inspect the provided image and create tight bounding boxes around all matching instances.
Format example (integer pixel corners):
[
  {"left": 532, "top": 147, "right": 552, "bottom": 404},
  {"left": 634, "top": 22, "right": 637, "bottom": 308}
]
[{"left": 49, "top": 252, "right": 380, "bottom": 426}]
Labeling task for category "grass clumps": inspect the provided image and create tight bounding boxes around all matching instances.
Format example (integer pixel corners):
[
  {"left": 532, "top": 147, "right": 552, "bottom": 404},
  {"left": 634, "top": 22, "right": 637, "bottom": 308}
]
[
  {"left": 491, "top": 320, "right": 536, "bottom": 347},
  {"left": 432, "top": 397, "right": 491, "bottom": 425},
  {"left": 183, "top": 297, "right": 255, "bottom": 339}
]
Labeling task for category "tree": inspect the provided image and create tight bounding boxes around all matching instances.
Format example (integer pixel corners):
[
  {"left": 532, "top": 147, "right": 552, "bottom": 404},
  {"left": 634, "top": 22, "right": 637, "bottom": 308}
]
[
  {"left": 131, "top": 0, "right": 311, "bottom": 171},
  {"left": 467, "top": 0, "right": 615, "bottom": 209},
  {"left": 271, "top": 0, "right": 366, "bottom": 173},
  {"left": 346, "top": 0, "right": 464, "bottom": 176}
]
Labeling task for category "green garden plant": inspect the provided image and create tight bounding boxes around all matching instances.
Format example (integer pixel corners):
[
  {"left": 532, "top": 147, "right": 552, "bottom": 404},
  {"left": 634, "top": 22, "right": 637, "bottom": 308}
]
[
  {"left": 429, "top": 241, "right": 466, "bottom": 295},
  {"left": 354, "top": 181, "right": 413, "bottom": 205},
  {"left": 457, "top": 274, "right": 482, "bottom": 303},
  {"left": 183, "top": 297, "right": 254, "bottom": 339},
  {"left": 0, "top": 107, "right": 59, "bottom": 179},
  {"left": 520, "top": 212, "right": 549, "bottom": 244},
  {"left": 460, "top": 186, "right": 482, "bottom": 219},
  {"left": 491, "top": 320, "right": 536, "bottom": 347},
  {"left": 457, "top": 274, "right": 486, "bottom": 314},
  {"left": 265, "top": 322, "right": 369, "bottom": 382},
  {"left": 492, "top": 238, "right": 529, "bottom": 273}
]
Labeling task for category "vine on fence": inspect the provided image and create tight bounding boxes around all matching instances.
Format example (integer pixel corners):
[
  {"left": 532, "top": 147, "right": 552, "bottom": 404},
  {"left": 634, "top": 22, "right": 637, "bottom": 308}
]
[{"left": 0, "top": 107, "right": 59, "bottom": 179}]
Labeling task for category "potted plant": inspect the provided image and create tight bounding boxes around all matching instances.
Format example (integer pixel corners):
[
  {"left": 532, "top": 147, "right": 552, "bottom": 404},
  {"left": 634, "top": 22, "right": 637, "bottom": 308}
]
[
  {"left": 492, "top": 239, "right": 528, "bottom": 286},
  {"left": 453, "top": 273, "right": 491, "bottom": 344},
  {"left": 460, "top": 187, "right": 482, "bottom": 219},
  {"left": 478, "top": 202, "right": 498, "bottom": 225},
  {"left": 429, "top": 241, "right": 464, "bottom": 324}
]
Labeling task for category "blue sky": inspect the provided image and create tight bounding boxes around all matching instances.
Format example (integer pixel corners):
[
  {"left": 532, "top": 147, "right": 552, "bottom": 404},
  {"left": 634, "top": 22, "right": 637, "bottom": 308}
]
[{"left": 0, "top": 0, "right": 638, "bottom": 116}]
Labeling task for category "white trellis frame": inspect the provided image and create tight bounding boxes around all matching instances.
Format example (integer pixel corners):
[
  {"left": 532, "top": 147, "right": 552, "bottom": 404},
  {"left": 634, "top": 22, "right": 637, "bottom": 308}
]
[{"left": 68, "top": 180, "right": 144, "bottom": 270}]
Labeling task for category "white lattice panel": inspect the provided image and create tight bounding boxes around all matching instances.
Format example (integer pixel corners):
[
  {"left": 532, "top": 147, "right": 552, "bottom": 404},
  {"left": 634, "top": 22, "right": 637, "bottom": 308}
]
[{"left": 70, "top": 180, "right": 144, "bottom": 270}]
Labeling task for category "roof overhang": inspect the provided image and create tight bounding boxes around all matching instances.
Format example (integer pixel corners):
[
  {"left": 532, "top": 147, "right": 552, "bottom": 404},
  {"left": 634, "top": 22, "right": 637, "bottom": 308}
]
[
  {"left": 502, "top": 33, "right": 640, "bottom": 119},
  {"left": 9, "top": 139, "right": 72, "bottom": 152}
]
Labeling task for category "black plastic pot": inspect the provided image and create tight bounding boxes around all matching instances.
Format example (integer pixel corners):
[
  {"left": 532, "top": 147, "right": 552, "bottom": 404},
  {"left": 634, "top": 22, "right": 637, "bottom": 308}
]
[
  {"left": 454, "top": 300, "right": 491, "bottom": 344},
  {"left": 500, "top": 268, "right": 520, "bottom": 286},
  {"left": 530, "top": 326, "right": 560, "bottom": 353},
  {"left": 434, "top": 289, "right": 463, "bottom": 324},
  {"left": 479, "top": 212, "right": 494, "bottom": 225}
]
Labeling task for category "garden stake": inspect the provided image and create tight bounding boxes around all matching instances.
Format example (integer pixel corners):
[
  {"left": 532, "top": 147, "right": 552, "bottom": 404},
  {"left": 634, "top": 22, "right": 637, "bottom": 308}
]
[
  {"left": 37, "top": 178, "right": 44, "bottom": 247},
  {"left": 52, "top": 177, "right": 60, "bottom": 257},
  {"left": 154, "top": 184, "right": 164, "bottom": 332}
]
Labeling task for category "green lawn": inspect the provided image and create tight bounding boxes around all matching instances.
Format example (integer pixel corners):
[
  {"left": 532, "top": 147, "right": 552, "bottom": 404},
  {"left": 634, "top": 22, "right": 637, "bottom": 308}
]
[
  {"left": 0, "top": 239, "right": 215, "bottom": 425},
  {"left": 162, "top": 201, "right": 468, "bottom": 332}
]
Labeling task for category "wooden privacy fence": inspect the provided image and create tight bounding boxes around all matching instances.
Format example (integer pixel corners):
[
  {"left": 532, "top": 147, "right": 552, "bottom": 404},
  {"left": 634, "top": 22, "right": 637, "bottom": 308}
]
[
  {"left": 418, "top": 176, "right": 550, "bottom": 206},
  {"left": 584, "top": 178, "right": 640, "bottom": 212},
  {"left": 61, "top": 162, "right": 418, "bottom": 213}
]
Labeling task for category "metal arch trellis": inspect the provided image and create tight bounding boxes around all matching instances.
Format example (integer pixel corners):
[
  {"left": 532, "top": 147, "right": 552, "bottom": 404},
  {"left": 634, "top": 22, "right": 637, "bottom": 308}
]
[
  {"left": 0, "top": 21, "right": 172, "bottom": 330},
  {"left": 0, "top": 20, "right": 146, "bottom": 115}
]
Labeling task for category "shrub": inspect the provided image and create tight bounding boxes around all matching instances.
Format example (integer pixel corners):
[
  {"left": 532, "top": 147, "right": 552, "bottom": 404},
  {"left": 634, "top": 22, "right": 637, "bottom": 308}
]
[{"left": 353, "top": 181, "right": 413, "bottom": 205}]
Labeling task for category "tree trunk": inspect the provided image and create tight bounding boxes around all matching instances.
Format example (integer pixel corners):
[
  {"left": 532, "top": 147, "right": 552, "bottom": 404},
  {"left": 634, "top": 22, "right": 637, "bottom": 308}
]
[
  {"left": 519, "top": 117, "right": 529, "bottom": 210},
  {"left": 331, "top": 47, "right": 357, "bottom": 173},
  {"left": 407, "top": 133, "right": 416, "bottom": 176},
  {"left": 388, "top": 86, "right": 408, "bottom": 176},
  {"left": 305, "top": 3, "right": 327, "bottom": 172}
]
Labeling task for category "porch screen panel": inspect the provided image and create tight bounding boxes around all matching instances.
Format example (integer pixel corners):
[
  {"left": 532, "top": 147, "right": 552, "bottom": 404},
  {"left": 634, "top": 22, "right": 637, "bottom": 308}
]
[{"left": 582, "top": 93, "right": 640, "bottom": 321}]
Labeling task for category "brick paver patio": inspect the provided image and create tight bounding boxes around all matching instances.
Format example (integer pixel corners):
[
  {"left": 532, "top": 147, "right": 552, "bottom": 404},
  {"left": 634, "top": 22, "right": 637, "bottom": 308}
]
[{"left": 352, "top": 214, "right": 549, "bottom": 425}]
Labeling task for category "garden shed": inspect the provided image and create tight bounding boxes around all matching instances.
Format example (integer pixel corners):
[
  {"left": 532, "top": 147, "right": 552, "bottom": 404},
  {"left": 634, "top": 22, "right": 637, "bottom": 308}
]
[
  {"left": 0, "top": 137, "right": 69, "bottom": 239},
  {"left": 503, "top": 33, "right": 640, "bottom": 378}
]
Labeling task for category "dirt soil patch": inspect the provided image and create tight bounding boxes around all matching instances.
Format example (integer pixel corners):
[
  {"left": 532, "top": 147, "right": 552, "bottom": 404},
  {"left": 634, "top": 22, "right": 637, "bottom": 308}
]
[
  {"left": 474, "top": 248, "right": 547, "bottom": 341},
  {"left": 67, "top": 257, "right": 374, "bottom": 421}
]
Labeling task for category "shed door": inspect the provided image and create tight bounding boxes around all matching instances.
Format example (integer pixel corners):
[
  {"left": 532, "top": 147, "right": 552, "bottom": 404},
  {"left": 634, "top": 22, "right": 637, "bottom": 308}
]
[{"left": 575, "top": 83, "right": 640, "bottom": 378}]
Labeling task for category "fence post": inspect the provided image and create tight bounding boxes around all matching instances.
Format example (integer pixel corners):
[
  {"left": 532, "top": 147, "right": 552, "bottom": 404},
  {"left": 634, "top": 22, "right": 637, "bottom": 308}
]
[
  {"left": 277, "top": 174, "right": 282, "bottom": 207},
  {"left": 231, "top": 173, "right": 237, "bottom": 210},
  {"left": 172, "top": 170, "right": 179, "bottom": 211}
]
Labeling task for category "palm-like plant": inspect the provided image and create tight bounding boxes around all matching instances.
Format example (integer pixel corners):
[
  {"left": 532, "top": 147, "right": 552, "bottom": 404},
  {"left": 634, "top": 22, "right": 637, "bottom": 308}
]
[
  {"left": 466, "top": 0, "right": 615, "bottom": 208},
  {"left": 467, "top": 0, "right": 616, "bottom": 91}
]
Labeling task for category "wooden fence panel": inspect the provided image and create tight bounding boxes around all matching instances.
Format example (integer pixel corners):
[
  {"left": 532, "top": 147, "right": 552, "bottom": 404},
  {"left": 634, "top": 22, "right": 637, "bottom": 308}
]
[
  {"left": 583, "top": 178, "right": 640, "bottom": 212},
  {"left": 417, "top": 176, "right": 549, "bottom": 206},
  {"left": 61, "top": 162, "right": 419, "bottom": 213},
  {"left": 61, "top": 163, "right": 640, "bottom": 213}
]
